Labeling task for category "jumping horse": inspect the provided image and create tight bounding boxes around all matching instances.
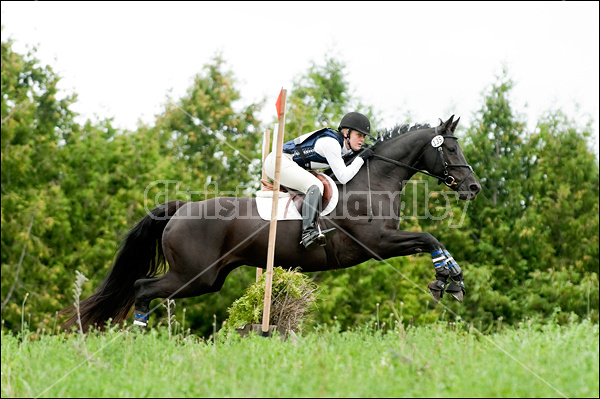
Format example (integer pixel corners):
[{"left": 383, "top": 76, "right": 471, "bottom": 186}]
[{"left": 61, "top": 115, "right": 480, "bottom": 331}]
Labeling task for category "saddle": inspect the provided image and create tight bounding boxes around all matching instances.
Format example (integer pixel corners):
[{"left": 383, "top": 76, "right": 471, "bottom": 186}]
[{"left": 260, "top": 171, "right": 334, "bottom": 217}]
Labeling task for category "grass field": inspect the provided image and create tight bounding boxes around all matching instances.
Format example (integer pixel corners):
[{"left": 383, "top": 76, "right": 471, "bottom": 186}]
[{"left": 2, "top": 321, "right": 598, "bottom": 398}]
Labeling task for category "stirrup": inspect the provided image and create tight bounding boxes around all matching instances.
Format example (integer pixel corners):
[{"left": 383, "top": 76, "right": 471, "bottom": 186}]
[
  {"left": 300, "top": 229, "right": 320, "bottom": 250},
  {"left": 316, "top": 225, "right": 337, "bottom": 246}
]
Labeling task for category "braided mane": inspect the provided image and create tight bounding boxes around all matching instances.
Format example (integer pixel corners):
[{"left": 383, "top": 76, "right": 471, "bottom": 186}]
[
  {"left": 337, "top": 122, "right": 432, "bottom": 166},
  {"left": 372, "top": 122, "right": 431, "bottom": 149}
]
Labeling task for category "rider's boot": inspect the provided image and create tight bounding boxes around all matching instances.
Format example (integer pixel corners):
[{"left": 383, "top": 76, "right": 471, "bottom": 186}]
[{"left": 300, "top": 185, "right": 336, "bottom": 250}]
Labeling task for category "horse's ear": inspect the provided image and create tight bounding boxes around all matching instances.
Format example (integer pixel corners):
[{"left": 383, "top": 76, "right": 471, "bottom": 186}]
[
  {"left": 442, "top": 115, "right": 455, "bottom": 131},
  {"left": 438, "top": 118, "right": 443, "bottom": 126},
  {"left": 450, "top": 117, "right": 460, "bottom": 133}
]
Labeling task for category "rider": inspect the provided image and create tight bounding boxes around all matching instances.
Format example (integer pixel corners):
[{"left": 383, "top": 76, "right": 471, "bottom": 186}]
[{"left": 263, "top": 112, "right": 375, "bottom": 250}]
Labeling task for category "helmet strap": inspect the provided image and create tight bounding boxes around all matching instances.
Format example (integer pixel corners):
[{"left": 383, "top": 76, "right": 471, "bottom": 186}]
[{"left": 344, "top": 131, "right": 352, "bottom": 150}]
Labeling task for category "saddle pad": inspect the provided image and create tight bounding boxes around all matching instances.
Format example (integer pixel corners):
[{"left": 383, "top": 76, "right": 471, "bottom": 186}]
[{"left": 255, "top": 173, "right": 338, "bottom": 221}]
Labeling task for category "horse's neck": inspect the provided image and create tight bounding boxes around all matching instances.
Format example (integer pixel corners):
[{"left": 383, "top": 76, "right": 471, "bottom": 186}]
[
  {"left": 371, "top": 130, "right": 431, "bottom": 186},
  {"left": 388, "top": 129, "right": 430, "bottom": 159},
  {"left": 335, "top": 129, "right": 434, "bottom": 230}
]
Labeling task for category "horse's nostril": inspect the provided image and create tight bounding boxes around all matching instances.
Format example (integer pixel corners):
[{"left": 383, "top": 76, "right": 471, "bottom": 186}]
[{"left": 470, "top": 184, "right": 480, "bottom": 192}]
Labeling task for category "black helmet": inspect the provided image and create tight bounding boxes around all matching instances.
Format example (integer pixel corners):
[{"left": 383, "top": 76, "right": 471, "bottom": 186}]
[{"left": 339, "top": 112, "right": 372, "bottom": 137}]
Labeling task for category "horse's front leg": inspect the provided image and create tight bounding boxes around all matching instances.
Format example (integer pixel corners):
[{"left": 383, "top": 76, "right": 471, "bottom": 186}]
[
  {"left": 377, "top": 230, "right": 465, "bottom": 303},
  {"left": 428, "top": 248, "right": 465, "bottom": 303}
]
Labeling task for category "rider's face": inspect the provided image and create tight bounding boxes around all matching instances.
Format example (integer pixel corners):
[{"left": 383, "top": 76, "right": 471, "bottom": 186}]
[{"left": 347, "top": 130, "right": 367, "bottom": 151}]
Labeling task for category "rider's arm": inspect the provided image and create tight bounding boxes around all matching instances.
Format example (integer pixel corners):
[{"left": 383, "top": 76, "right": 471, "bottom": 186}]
[{"left": 314, "top": 137, "right": 364, "bottom": 184}]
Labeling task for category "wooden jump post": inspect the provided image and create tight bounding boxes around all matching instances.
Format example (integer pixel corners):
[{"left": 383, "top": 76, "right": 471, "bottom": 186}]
[
  {"left": 256, "top": 127, "right": 271, "bottom": 282},
  {"left": 261, "top": 88, "right": 286, "bottom": 337}
]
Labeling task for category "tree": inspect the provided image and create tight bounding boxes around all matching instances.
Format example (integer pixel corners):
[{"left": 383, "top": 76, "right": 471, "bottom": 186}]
[
  {"left": 518, "top": 110, "right": 599, "bottom": 273},
  {"left": 514, "top": 111, "right": 599, "bottom": 322},
  {"left": 1, "top": 37, "right": 181, "bottom": 331},
  {"left": 152, "top": 54, "right": 264, "bottom": 196},
  {"left": 1, "top": 36, "right": 78, "bottom": 329},
  {"left": 453, "top": 70, "right": 599, "bottom": 325},
  {"left": 285, "top": 56, "right": 377, "bottom": 141},
  {"left": 460, "top": 69, "right": 530, "bottom": 269}
]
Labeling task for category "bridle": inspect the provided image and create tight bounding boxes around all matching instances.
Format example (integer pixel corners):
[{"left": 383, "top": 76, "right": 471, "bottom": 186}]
[{"left": 370, "top": 125, "right": 474, "bottom": 189}]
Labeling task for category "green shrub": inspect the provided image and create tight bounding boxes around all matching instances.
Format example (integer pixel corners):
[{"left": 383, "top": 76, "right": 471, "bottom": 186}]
[{"left": 224, "top": 267, "right": 319, "bottom": 332}]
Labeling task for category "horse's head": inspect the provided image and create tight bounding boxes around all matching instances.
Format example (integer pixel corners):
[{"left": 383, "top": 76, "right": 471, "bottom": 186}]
[{"left": 420, "top": 115, "right": 480, "bottom": 201}]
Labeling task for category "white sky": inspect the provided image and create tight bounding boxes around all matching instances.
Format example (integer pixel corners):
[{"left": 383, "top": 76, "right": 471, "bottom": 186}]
[{"left": 1, "top": 1, "right": 599, "bottom": 152}]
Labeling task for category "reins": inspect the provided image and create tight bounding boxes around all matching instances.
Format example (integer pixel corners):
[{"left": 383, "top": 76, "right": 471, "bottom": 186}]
[
  {"left": 372, "top": 153, "right": 446, "bottom": 181},
  {"left": 372, "top": 150, "right": 473, "bottom": 188},
  {"left": 366, "top": 158, "right": 373, "bottom": 222}
]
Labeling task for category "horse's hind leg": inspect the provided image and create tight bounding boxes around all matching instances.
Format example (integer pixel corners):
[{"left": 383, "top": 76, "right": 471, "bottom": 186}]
[
  {"left": 132, "top": 276, "right": 163, "bottom": 327},
  {"left": 132, "top": 271, "right": 213, "bottom": 328},
  {"left": 132, "top": 262, "right": 240, "bottom": 328}
]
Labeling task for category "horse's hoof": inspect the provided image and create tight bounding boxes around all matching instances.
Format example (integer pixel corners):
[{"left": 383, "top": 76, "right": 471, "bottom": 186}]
[
  {"left": 449, "top": 290, "right": 463, "bottom": 302},
  {"left": 427, "top": 281, "right": 443, "bottom": 303},
  {"left": 429, "top": 289, "right": 442, "bottom": 303}
]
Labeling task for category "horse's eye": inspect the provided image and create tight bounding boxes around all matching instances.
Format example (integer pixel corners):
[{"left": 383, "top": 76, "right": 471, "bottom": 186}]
[{"left": 448, "top": 146, "right": 456, "bottom": 153}]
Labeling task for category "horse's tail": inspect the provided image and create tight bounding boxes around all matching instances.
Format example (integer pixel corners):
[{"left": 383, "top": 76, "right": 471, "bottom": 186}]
[{"left": 60, "top": 200, "right": 187, "bottom": 331}]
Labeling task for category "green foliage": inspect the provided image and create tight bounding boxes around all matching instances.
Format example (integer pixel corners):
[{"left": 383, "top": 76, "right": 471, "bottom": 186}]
[
  {"left": 375, "top": 68, "right": 599, "bottom": 330},
  {"left": 224, "top": 267, "right": 318, "bottom": 331},
  {"left": 2, "top": 37, "right": 78, "bottom": 329},
  {"left": 520, "top": 110, "right": 599, "bottom": 273},
  {"left": 151, "top": 54, "right": 264, "bottom": 196},
  {"left": 446, "top": 69, "right": 598, "bottom": 326}
]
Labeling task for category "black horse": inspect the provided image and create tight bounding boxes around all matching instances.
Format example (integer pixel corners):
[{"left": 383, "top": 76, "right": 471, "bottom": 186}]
[{"left": 61, "top": 115, "right": 480, "bottom": 331}]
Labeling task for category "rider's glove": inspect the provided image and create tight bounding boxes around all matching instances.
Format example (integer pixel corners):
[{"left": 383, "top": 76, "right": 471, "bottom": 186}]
[{"left": 358, "top": 148, "right": 374, "bottom": 160}]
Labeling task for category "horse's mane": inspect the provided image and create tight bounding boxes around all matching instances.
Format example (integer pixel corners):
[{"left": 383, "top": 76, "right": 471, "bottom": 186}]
[
  {"left": 336, "top": 122, "right": 432, "bottom": 167},
  {"left": 372, "top": 122, "right": 432, "bottom": 150}
]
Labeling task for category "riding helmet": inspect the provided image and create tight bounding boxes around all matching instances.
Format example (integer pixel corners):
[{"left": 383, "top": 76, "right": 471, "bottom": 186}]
[{"left": 339, "top": 112, "right": 372, "bottom": 137}]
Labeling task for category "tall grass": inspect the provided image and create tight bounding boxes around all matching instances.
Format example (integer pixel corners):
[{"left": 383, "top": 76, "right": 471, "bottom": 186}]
[{"left": 2, "top": 320, "right": 597, "bottom": 398}]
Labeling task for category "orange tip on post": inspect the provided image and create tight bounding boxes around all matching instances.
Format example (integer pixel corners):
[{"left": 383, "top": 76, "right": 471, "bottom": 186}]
[{"left": 275, "top": 87, "right": 283, "bottom": 117}]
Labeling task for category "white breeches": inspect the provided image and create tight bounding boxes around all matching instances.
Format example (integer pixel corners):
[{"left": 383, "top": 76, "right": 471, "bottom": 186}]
[{"left": 263, "top": 152, "right": 324, "bottom": 195}]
